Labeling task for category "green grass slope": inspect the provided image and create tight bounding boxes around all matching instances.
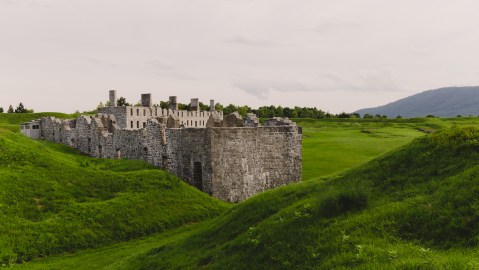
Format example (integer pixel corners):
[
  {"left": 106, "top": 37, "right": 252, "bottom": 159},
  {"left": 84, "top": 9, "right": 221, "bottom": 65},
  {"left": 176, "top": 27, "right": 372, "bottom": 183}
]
[
  {"left": 0, "top": 115, "right": 229, "bottom": 265},
  {"left": 10, "top": 116, "right": 479, "bottom": 269},
  {"left": 120, "top": 126, "right": 479, "bottom": 269}
]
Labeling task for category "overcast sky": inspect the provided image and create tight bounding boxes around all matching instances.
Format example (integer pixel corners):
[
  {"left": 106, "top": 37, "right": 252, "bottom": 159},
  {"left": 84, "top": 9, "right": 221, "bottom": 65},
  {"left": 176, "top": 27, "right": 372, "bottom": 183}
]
[{"left": 2, "top": 0, "right": 479, "bottom": 113}]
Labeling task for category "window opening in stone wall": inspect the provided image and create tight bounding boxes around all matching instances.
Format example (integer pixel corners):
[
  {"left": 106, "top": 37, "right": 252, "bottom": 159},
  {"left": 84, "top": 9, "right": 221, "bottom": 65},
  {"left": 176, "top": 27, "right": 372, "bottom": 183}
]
[
  {"left": 181, "top": 111, "right": 184, "bottom": 117},
  {"left": 98, "top": 145, "right": 103, "bottom": 158},
  {"left": 137, "top": 109, "right": 139, "bottom": 116},
  {"left": 162, "top": 156, "right": 168, "bottom": 170},
  {"left": 143, "top": 122, "right": 146, "bottom": 128},
  {"left": 131, "top": 108, "right": 133, "bottom": 115},
  {"left": 193, "top": 162, "right": 203, "bottom": 191},
  {"left": 115, "top": 149, "right": 121, "bottom": 159},
  {"left": 131, "top": 121, "right": 133, "bottom": 128},
  {"left": 137, "top": 121, "right": 139, "bottom": 128},
  {"left": 195, "top": 121, "right": 197, "bottom": 127}
]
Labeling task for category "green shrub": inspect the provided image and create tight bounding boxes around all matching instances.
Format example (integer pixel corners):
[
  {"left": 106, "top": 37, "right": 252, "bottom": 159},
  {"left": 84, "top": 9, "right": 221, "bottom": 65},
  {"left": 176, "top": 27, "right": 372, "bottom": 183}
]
[{"left": 318, "top": 189, "right": 368, "bottom": 218}]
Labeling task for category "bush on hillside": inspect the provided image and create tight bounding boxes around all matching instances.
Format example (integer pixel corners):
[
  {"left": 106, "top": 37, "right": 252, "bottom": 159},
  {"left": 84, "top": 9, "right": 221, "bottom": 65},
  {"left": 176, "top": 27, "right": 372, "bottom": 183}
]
[{"left": 317, "top": 189, "right": 368, "bottom": 218}]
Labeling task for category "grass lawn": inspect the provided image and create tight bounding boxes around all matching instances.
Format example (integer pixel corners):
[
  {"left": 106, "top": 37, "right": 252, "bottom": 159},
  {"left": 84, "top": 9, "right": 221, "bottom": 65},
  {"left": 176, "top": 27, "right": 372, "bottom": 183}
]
[{"left": 10, "top": 224, "right": 200, "bottom": 270}]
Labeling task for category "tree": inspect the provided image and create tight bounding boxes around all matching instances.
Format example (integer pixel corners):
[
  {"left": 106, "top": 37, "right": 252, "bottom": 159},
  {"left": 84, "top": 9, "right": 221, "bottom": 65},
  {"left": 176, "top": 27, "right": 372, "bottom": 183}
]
[
  {"left": 15, "top": 102, "right": 27, "bottom": 113},
  {"left": 215, "top": 103, "right": 223, "bottom": 111},
  {"left": 0, "top": 107, "right": 3, "bottom": 113},
  {"left": 7, "top": 105, "right": 14, "bottom": 113},
  {"left": 117, "top": 97, "right": 130, "bottom": 106},
  {"left": 199, "top": 102, "right": 209, "bottom": 111},
  {"left": 223, "top": 104, "right": 237, "bottom": 115},
  {"left": 159, "top": 101, "right": 169, "bottom": 109}
]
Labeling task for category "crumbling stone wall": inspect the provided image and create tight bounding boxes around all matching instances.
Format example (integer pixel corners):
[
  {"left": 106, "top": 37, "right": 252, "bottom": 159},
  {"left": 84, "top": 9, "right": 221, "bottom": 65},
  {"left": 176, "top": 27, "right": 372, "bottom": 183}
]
[
  {"left": 165, "top": 128, "right": 213, "bottom": 194},
  {"left": 34, "top": 112, "right": 302, "bottom": 202},
  {"left": 209, "top": 126, "right": 302, "bottom": 202},
  {"left": 98, "top": 106, "right": 223, "bottom": 130}
]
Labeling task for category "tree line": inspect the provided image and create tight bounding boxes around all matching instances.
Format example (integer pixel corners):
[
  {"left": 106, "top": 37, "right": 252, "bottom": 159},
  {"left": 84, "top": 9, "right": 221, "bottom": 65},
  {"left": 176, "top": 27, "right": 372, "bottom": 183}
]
[
  {"left": 0, "top": 103, "right": 33, "bottom": 114},
  {"left": 106, "top": 96, "right": 385, "bottom": 119}
]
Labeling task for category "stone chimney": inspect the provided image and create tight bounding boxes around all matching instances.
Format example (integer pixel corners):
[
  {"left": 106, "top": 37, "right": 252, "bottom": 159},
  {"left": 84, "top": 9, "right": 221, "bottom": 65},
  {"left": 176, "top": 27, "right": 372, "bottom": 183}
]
[
  {"left": 190, "top": 98, "right": 200, "bottom": 111},
  {"left": 109, "top": 90, "right": 117, "bottom": 107},
  {"left": 210, "top": 99, "right": 215, "bottom": 111},
  {"left": 169, "top": 96, "right": 178, "bottom": 110},
  {"left": 141, "top": 93, "right": 152, "bottom": 107}
]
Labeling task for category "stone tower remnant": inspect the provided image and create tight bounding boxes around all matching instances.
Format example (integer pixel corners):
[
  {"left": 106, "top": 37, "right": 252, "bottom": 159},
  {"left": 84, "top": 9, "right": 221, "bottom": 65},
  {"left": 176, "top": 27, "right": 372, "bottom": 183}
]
[
  {"left": 210, "top": 100, "right": 215, "bottom": 111},
  {"left": 141, "top": 93, "right": 152, "bottom": 107},
  {"left": 169, "top": 96, "right": 178, "bottom": 111},
  {"left": 190, "top": 98, "right": 199, "bottom": 111},
  {"left": 109, "top": 90, "right": 117, "bottom": 107}
]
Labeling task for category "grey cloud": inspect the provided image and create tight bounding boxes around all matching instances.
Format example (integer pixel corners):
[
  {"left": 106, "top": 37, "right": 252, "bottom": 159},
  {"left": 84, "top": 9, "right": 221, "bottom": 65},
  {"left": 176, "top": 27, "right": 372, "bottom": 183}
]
[
  {"left": 145, "top": 60, "right": 197, "bottom": 81},
  {"left": 146, "top": 60, "right": 174, "bottom": 71},
  {"left": 318, "top": 70, "right": 403, "bottom": 93},
  {"left": 233, "top": 79, "right": 317, "bottom": 99},
  {"left": 226, "top": 35, "right": 277, "bottom": 47},
  {"left": 86, "top": 58, "right": 118, "bottom": 68},
  {"left": 313, "top": 18, "right": 361, "bottom": 33},
  {"left": 235, "top": 70, "right": 402, "bottom": 99}
]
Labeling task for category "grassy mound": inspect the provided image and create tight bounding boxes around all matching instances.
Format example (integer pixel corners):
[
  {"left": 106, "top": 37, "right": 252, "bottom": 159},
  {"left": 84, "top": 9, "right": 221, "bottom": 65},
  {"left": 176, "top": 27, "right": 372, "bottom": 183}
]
[
  {"left": 0, "top": 113, "right": 74, "bottom": 133},
  {"left": 0, "top": 115, "right": 229, "bottom": 265},
  {"left": 122, "top": 126, "right": 479, "bottom": 269}
]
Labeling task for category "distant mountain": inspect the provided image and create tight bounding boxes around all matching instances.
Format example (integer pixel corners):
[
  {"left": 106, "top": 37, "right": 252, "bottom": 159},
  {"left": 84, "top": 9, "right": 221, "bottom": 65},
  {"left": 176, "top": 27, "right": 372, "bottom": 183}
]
[{"left": 355, "top": 86, "right": 479, "bottom": 118}]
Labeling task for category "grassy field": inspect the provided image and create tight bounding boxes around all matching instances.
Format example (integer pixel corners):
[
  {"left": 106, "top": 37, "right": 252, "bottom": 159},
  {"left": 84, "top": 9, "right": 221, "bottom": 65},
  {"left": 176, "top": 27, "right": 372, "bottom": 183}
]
[{"left": 6, "top": 114, "right": 479, "bottom": 269}]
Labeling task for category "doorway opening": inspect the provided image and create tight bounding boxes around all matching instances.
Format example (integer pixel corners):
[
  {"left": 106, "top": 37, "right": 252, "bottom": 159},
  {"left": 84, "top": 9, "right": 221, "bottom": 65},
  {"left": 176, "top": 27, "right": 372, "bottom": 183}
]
[
  {"left": 162, "top": 156, "right": 168, "bottom": 170},
  {"left": 193, "top": 162, "right": 203, "bottom": 191}
]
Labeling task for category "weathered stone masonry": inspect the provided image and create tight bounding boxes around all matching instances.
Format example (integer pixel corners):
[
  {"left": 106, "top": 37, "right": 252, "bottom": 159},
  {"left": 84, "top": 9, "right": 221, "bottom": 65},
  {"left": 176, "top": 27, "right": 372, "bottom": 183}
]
[{"left": 22, "top": 91, "right": 302, "bottom": 202}]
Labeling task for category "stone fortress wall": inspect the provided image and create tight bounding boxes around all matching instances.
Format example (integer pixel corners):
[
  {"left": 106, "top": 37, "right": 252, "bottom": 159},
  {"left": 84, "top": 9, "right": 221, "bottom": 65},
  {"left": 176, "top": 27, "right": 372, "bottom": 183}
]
[{"left": 27, "top": 91, "right": 302, "bottom": 202}]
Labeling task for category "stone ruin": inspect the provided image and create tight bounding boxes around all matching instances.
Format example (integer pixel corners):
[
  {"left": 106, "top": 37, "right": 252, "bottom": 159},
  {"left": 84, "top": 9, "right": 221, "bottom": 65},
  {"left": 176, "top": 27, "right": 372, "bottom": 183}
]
[{"left": 21, "top": 90, "right": 302, "bottom": 202}]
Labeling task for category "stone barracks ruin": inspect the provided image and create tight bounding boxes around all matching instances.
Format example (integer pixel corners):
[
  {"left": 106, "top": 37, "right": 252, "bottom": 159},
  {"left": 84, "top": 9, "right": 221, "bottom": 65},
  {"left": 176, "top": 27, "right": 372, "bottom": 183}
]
[{"left": 21, "top": 91, "right": 302, "bottom": 202}]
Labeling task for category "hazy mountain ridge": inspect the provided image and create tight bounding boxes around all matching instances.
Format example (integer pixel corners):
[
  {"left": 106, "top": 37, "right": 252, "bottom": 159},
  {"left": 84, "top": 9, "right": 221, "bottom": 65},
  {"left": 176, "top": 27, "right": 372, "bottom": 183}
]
[{"left": 355, "top": 86, "right": 479, "bottom": 118}]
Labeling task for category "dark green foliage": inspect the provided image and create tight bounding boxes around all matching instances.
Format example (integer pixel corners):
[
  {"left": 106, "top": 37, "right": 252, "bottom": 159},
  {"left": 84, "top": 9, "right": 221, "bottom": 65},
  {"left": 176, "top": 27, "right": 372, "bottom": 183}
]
[
  {"left": 317, "top": 189, "right": 368, "bottom": 218},
  {"left": 116, "top": 97, "right": 130, "bottom": 106},
  {"left": 14, "top": 102, "right": 29, "bottom": 113},
  {"left": 8, "top": 105, "right": 14, "bottom": 113},
  {"left": 0, "top": 107, "right": 3, "bottom": 113}
]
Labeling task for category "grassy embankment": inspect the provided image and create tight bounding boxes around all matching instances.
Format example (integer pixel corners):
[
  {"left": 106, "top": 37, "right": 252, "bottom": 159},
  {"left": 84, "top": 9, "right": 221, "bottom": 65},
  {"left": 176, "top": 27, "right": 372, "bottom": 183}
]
[
  {"left": 121, "top": 120, "right": 479, "bottom": 269},
  {"left": 0, "top": 113, "right": 229, "bottom": 266},
  {"left": 7, "top": 113, "right": 479, "bottom": 269}
]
